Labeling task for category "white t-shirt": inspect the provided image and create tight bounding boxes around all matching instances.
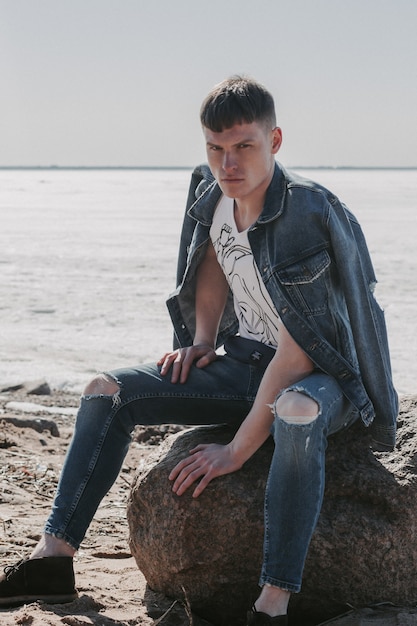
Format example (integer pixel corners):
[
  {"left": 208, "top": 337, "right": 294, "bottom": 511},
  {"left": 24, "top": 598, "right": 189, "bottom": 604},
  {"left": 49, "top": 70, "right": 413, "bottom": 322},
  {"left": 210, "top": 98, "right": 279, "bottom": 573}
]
[{"left": 210, "top": 195, "right": 280, "bottom": 348}]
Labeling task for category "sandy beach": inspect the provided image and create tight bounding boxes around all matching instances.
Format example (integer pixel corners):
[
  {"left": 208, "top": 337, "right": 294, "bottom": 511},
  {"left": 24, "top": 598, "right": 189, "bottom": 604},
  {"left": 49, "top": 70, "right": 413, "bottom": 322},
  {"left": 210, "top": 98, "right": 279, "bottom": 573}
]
[
  {"left": 1, "top": 168, "right": 417, "bottom": 625},
  {"left": 0, "top": 386, "right": 197, "bottom": 626}
]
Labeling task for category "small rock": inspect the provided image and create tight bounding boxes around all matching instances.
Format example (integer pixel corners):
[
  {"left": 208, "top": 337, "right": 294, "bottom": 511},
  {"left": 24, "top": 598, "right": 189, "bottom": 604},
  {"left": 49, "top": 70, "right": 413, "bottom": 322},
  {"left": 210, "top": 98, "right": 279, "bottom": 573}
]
[
  {"left": 0, "top": 379, "right": 51, "bottom": 395},
  {"left": 1, "top": 416, "right": 60, "bottom": 437},
  {"left": 24, "top": 379, "right": 51, "bottom": 395},
  {"left": 0, "top": 382, "right": 24, "bottom": 392}
]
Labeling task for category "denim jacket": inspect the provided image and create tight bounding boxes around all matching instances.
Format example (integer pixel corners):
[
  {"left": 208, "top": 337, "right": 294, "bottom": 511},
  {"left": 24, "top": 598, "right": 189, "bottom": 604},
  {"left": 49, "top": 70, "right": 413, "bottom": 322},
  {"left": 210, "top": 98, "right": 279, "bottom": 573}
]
[{"left": 166, "top": 163, "right": 398, "bottom": 450}]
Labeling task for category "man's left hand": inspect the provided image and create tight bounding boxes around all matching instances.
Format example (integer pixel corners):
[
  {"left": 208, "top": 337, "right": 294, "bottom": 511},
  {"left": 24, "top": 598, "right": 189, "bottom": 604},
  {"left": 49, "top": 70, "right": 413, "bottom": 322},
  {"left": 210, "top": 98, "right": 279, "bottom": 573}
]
[{"left": 168, "top": 443, "right": 241, "bottom": 498}]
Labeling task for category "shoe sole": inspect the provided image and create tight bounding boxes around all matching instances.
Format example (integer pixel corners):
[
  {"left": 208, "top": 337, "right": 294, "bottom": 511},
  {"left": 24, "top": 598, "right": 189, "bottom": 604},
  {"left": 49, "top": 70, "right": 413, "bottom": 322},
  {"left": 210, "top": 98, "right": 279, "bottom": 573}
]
[{"left": 0, "top": 592, "right": 78, "bottom": 608}]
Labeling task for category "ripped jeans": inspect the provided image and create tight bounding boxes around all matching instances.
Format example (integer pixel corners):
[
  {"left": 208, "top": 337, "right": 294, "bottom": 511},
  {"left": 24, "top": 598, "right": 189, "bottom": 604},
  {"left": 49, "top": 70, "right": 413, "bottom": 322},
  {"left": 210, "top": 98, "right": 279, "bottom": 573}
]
[{"left": 44, "top": 356, "right": 358, "bottom": 593}]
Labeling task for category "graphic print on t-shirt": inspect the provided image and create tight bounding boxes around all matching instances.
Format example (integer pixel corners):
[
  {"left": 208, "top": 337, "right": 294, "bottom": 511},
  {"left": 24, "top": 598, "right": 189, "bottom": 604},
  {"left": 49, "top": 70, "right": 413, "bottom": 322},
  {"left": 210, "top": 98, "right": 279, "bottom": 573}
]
[{"left": 210, "top": 196, "right": 280, "bottom": 347}]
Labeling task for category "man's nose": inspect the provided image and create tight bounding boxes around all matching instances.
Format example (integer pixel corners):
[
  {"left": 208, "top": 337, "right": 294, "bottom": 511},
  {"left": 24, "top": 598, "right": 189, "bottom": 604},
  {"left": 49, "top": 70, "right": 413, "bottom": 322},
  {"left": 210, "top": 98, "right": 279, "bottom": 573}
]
[{"left": 222, "top": 152, "right": 237, "bottom": 171}]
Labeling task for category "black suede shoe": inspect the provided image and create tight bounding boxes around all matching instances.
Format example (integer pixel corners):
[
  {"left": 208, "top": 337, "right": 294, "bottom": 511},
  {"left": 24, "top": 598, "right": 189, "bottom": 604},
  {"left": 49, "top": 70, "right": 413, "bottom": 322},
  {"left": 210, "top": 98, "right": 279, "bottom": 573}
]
[
  {"left": 247, "top": 605, "right": 288, "bottom": 625},
  {"left": 0, "top": 557, "right": 77, "bottom": 607}
]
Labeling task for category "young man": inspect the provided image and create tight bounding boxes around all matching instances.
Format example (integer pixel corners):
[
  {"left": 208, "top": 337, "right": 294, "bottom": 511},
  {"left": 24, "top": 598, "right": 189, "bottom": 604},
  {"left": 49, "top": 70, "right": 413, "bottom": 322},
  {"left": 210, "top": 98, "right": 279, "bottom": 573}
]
[{"left": 0, "top": 77, "right": 398, "bottom": 625}]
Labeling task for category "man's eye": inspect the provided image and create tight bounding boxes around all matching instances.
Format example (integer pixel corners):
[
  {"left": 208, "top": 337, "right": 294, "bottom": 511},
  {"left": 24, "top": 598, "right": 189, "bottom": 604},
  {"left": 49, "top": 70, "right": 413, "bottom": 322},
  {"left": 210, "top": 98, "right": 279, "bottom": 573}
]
[{"left": 238, "top": 144, "right": 250, "bottom": 149}]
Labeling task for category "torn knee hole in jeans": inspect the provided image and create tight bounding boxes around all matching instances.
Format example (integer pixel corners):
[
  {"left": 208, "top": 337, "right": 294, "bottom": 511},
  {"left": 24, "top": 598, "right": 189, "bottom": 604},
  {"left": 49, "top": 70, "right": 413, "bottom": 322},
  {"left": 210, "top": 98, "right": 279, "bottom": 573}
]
[
  {"left": 82, "top": 373, "right": 122, "bottom": 408},
  {"left": 269, "top": 387, "right": 320, "bottom": 425}
]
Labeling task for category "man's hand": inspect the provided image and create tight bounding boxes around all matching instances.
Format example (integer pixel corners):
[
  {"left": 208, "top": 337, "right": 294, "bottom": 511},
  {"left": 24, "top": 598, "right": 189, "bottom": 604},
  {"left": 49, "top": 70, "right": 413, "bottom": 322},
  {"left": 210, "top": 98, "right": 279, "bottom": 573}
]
[
  {"left": 157, "top": 343, "right": 217, "bottom": 384},
  {"left": 169, "top": 443, "right": 242, "bottom": 498}
]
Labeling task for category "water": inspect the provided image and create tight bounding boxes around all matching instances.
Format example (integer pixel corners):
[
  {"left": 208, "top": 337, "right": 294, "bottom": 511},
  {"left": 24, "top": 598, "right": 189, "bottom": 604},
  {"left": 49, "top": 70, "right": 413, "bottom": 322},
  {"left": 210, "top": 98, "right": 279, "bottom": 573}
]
[{"left": 0, "top": 167, "right": 416, "bottom": 395}]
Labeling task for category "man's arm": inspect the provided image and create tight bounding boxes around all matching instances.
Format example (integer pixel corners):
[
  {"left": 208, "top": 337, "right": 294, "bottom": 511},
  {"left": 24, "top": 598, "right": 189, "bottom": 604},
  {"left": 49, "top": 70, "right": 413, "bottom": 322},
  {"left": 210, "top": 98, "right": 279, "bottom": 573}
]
[
  {"left": 169, "top": 320, "right": 315, "bottom": 497},
  {"left": 158, "top": 241, "right": 229, "bottom": 383},
  {"left": 227, "top": 320, "right": 314, "bottom": 463},
  {"left": 193, "top": 240, "right": 230, "bottom": 348}
]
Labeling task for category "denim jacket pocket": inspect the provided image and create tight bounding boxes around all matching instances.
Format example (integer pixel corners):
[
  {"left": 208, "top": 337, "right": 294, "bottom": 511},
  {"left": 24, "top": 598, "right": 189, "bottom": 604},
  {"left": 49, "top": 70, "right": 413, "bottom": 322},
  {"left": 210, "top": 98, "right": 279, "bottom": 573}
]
[{"left": 275, "top": 249, "right": 331, "bottom": 316}]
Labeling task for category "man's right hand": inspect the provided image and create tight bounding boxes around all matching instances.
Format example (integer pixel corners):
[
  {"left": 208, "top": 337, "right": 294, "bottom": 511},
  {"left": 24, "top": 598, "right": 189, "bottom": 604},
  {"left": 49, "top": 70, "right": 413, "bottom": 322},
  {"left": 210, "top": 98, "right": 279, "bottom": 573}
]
[{"left": 157, "top": 343, "right": 217, "bottom": 384}]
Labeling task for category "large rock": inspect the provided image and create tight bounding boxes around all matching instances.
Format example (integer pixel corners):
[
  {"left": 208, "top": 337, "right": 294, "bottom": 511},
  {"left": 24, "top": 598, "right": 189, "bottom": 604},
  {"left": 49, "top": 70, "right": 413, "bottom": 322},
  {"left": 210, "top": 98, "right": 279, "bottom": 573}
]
[
  {"left": 128, "top": 423, "right": 269, "bottom": 625},
  {"left": 127, "top": 396, "right": 417, "bottom": 625}
]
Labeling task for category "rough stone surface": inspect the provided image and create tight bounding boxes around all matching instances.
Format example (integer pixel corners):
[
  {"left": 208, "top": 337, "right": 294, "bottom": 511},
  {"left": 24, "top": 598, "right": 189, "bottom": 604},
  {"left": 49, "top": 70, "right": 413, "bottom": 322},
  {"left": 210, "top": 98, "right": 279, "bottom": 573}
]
[
  {"left": 127, "top": 396, "right": 417, "bottom": 626},
  {"left": 128, "top": 423, "right": 269, "bottom": 625},
  {"left": 322, "top": 604, "right": 417, "bottom": 625}
]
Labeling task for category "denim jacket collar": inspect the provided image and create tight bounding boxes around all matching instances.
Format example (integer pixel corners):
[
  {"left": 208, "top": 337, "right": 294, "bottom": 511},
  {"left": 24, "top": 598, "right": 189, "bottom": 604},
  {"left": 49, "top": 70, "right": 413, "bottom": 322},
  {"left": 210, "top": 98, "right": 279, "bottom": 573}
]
[{"left": 188, "top": 162, "right": 287, "bottom": 226}]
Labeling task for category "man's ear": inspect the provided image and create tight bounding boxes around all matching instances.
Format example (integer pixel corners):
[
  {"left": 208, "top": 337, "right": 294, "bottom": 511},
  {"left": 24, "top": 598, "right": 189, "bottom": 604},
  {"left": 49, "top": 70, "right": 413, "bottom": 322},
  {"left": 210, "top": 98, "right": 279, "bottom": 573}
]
[{"left": 272, "top": 127, "right": 283, "bottom": 154}]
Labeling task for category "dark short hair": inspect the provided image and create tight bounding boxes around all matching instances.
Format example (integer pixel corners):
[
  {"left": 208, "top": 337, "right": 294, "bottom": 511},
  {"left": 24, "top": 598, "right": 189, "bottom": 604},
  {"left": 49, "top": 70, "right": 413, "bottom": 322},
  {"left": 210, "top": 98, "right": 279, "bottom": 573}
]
[{"left": 200, "top": 76, "right": 276, "bottom": 132}]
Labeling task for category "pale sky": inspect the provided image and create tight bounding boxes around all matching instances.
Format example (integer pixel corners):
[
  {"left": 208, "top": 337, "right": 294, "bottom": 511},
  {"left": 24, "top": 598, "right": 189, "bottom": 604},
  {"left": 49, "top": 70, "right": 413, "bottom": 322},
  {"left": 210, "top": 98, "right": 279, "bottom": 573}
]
[{"left": 1, "top": 0, "right": 416, "bottom": 168}]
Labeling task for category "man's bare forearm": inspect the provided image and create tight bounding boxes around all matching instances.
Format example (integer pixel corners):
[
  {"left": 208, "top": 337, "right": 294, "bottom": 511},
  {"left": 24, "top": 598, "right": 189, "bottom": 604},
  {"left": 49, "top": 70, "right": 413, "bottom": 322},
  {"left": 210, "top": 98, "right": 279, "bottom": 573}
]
[{"left": 229, "top": 321, "right": 315, "bottom": 467}]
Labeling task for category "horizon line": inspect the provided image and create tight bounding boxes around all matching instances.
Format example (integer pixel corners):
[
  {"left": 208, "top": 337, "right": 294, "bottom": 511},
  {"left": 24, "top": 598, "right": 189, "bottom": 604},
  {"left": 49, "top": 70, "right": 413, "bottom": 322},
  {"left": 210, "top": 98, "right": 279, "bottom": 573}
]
[{"left": 1, "top": 165, "right": 417, "bottom": 171}]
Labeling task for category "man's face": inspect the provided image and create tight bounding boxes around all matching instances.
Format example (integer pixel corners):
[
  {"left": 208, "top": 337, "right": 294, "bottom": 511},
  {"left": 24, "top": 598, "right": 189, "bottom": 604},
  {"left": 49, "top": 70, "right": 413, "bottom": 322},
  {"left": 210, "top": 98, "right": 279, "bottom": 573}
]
[{"left": 203, "top": 121, "right": 282, "bottom": 205}]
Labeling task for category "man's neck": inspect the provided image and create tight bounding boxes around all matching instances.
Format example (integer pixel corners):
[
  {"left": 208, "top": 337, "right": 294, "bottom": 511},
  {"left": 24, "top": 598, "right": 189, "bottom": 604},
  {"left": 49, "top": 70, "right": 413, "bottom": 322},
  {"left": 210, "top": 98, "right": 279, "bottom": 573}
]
[
  {"left": 233, "top": 200, "right": 263, "bottom": 232},
  {"left": 233, "top": 162, "right": 275, "bottom": 231}
]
